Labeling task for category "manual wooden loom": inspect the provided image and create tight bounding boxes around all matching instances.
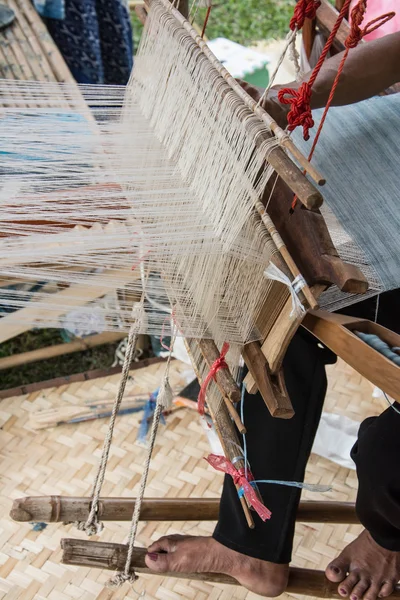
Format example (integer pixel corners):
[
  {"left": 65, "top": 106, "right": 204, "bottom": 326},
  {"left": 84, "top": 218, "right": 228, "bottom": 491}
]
[{"left": 8, "top": 0, "right": 400, "bottom": 595}]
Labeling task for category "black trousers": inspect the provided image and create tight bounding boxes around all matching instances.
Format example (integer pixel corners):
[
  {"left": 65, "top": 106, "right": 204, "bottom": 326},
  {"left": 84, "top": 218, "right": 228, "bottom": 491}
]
[{"left": 213, "top": 323, "right": 400, "bottom": 562}]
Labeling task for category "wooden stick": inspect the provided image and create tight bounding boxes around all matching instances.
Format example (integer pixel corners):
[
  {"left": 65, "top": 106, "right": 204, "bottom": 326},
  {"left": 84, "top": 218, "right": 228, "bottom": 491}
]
[
  {"left": 60, "top": 540, "right": 400, "bottom": 597},
  {"left": 194, "top": 338, "right": 245, "bottom": 434},
  {"left": 18, "top": 0, "right": 74, "bottom": 83},
  {"left": 0, "top": 331, "right": 126, "bottom": 371},
  {"left": 0, "top": 356, "right": 166, "bottom": 401},
  {"left": 196, "top": 339, "right": 241, "bottom": 404},
  {"left": 259, "top": 204, "right": 318, "bottom": 310},
  {"left": 303, "top": 310, "right": 400, "bottom": 402},
  {"left": 242, "top": 342, "right": 294, "bottom": 418},
  {"left": 11, "top": 496, "right": 360, "bottom": 524},
  {"left": 185, "top": 340, "right": 254, "bottom": 529},
  {"left": 154, "top": 0, "right": 326, "bottom": 197}
]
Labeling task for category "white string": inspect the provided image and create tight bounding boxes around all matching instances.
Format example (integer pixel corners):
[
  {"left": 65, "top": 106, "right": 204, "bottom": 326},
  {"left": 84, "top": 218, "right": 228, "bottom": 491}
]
[
  {"left": 264, "top": 262, "right": 306, "bottom": 318},
  {"left": 108, "top": 334, "right": 176, "bottom": 587},
  {"left": 74, "top": 298, "right": 144, "bottom": 535},
  {"left": 257, "top": 29, "right": 297, "bottom": 108}
]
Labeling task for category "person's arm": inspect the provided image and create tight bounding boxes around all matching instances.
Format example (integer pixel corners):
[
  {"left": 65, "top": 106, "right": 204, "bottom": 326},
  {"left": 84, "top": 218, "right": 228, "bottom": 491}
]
[
  {"left": 299, "top": 31, "right": 400, "bottom": 109},
  {"left": 239, "top": 31, "right": 400, "bottom": 127}
]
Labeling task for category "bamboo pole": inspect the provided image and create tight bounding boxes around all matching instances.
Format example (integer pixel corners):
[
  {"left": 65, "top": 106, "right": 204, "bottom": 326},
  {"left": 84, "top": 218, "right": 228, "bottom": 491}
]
[
  {"left": 194, "top": 338, "right": 245, "bottom": 433},
  {"left": 11, "top": 496, "right": 360, "bottom": 524},
  {"left": 0, "top": 332, "right": 126, "bottom": 371},
  {"left": 60, "top": 540, "right": 400, "bottom": 597},
  {"left": 185, "top": 340, "right": 255, "bottom": 529}
]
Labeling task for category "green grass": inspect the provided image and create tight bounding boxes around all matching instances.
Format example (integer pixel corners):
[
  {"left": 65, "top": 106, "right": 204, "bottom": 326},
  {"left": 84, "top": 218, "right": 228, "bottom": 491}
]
[
  {"left": 0, "top": 329, "right": 121, "bottom": 390},
  {"left": 131, "top": 0, "right": 295, "bottom": 50}
]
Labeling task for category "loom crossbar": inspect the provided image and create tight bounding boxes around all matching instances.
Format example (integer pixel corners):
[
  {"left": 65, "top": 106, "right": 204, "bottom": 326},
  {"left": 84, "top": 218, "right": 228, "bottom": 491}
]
[
  {"left": 60, "top": 540, "right": 400, "bottom": 598},
  {"left": 11, "top": 496, "right": 360, "bottom": 524}
]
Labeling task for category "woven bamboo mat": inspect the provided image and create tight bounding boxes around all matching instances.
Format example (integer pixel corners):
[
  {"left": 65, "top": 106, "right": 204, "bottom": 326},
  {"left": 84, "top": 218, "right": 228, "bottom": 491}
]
[
  {"left": 0, "top": 0, "right": 73, "bottom": 82},
  {"left": 0, "top": 358, "right": 384, "bottom": 600}
]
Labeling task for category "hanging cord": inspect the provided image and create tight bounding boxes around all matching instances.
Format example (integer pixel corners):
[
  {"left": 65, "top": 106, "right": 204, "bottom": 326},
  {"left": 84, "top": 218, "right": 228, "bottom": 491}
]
[
  {"left": 108, "top": 333, "right": 176, "bottom": 587},
  {"left": 279, "top": 0, "right": 394, "bottom": 211},
  {"left": 74, "top": 299, "right": 145, "bottom": 536},
  {"left": 201, "top": 5, "right": 211, "bottom": 38},
  {"left": 258, "top": 0, "right": 321, "bottom": 107},
  {"left": 278, "top": 0, "right": 353, "bottom": 141}
]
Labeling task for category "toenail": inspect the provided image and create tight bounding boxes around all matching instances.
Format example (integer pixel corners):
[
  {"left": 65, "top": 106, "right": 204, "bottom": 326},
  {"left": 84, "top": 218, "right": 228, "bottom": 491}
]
[
  {"left": 340, "top": 589, "right": 348, "bottom": 596},
  {"left": 148, "top": 552, "right": 158, "bottom": 561},
  {"left": 350, "top": 595, "right": 357, "bottom": 600},
  {"left": 331, "top": 567, "right": 341, "bottom": 574}
]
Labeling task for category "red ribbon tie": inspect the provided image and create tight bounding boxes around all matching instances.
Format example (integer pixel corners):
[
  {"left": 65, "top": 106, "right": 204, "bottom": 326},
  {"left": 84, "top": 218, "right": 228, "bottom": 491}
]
[
  {"left": 205, "top": 454, "right": 272, "bottom": 522},
  {"left": 197, "top": 342, "right": 229, "bottom": 416}
]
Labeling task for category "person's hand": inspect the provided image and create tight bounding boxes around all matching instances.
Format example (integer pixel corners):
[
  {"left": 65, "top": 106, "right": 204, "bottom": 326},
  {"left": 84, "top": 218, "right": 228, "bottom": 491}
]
[{"left": 236, "top": 79, "right": 294, "bottom": 130}]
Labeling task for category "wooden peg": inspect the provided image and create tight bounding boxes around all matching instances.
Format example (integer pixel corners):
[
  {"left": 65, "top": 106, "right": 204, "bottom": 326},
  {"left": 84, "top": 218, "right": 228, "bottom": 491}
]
[{"left": 242, "top": 341, "right": 294, "bottom": 419}]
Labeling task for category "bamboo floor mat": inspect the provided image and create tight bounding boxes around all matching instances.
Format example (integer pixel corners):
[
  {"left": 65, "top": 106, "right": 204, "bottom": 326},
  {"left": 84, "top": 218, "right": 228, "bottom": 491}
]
[
  {"left": 0, "top": 358, "right": 384, "bottom": 600},
  {"left": 0, "top": 0, "right": 73, "bottom": 83}
]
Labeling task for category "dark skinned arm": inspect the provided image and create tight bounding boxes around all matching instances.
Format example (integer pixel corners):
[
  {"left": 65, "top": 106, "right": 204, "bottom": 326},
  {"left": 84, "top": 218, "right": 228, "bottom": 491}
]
[{"left": 239, "top": 31, "right": 400, "bottom": 128}]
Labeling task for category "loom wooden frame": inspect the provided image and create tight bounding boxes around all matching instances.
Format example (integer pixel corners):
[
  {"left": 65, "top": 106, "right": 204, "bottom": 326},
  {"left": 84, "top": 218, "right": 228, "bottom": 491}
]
[
  {"left": 3, "top": 3, "right": 390, "bottom": 597},
  {"left": 11, "top": 496, "right": 400, "bottom": 598}
]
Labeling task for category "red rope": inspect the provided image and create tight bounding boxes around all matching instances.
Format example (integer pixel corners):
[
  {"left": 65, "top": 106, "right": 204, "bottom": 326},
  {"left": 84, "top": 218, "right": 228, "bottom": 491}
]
[
  {"left": 197, "top": 342, "right": 229, "bottom": 415},
  {"left": 201, "top": 6, "right": 211, "bottom": 39},
  {"left": 278, "top": 0, "right": 353, "bottom": 141},
  {"left": 282, "top": 0, "right": 395, "bottom": 211},
  {"left": 290, "top": 0, "right": 321, "bottom": 31},
  {"left": 305, "top": 4, "right": 395, "bottom": 164}
]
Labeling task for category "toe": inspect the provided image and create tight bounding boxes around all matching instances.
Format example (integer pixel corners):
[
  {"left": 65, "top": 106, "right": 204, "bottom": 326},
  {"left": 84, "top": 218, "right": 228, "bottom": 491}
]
[
  {"left": 378, "top": 581, "right": 395, "bottom": 598},
  {"left": 364, "top": 583, "right": 382, "bottom": 600},
  {"left": 326, "top": 555, "right": 350, "bottom": 583},
  {"left": 349, "top": 578, "right": 370, "bottom": 600},
  {"left": 145, "top": 551, "right": 171, "bottom": 573},
  {"left": 338, "top": 572, "right": 360, "bottom": 597},
  {"left": 147, "top": 535, "right": 181, "bottom": 554}
]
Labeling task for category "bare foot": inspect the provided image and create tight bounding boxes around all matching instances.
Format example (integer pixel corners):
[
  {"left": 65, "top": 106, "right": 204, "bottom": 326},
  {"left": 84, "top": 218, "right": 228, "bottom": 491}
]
[
  {"left": 325, "top": 530, "right": 400, "bottom": 600},
  {"left": 145, "top": 534, "right": 288, "bottom": 597}
]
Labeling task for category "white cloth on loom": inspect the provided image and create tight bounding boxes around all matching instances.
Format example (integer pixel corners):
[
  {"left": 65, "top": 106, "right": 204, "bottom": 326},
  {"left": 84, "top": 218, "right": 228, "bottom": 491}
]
[{"left": 292, "top": 94, "right": 400, "bottom": 292}]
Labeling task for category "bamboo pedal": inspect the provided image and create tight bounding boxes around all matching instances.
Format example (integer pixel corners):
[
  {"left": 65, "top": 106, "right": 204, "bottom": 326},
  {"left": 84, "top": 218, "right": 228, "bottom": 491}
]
[{"left": 242, "top": 341, "right": 294, "bottom": 419}]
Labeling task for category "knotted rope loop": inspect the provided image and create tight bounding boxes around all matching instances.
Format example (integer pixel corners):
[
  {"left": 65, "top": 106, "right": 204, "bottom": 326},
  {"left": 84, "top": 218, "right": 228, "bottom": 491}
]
[
  {"left": 278, "top": 81, "right": 313, "bottom": 140},
  {"left": 346, "top": 2, "right": 395, "bottom": 48},
  {"left": 205, "top": 454, "right": 272, "bottom": 521},
  {"left": 289, "top": 0, "right": 321, "bottom": 31},
  {"left": 197, "top": 342, "right": 229, "bottom": 415},
  {"left": 107, "top": 572, "right": 138, "bottom": 588}
]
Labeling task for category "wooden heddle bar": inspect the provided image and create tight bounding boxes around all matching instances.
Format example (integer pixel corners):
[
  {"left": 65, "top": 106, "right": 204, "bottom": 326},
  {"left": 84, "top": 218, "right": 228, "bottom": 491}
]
[{"left": 60, "top": 540, "right": 400, "bottom": 598}]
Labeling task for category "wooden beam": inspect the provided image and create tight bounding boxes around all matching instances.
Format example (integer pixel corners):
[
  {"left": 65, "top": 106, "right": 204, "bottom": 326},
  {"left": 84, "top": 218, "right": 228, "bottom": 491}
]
[
  {"left": 0, "top": 331, "right": 125, "bottom": 371},
  {"left": 242, "top": 342, "right": 294, "bottom": 418},
  {"left": 60, "top": 540, "right": 400, "bottom": 597},
  {"left": 303, "top": 310, "right": 400, "bottom": 403},
  {"left": 0, "top": 268, "right": 136, "bottom": 344},
  {"left": 0, "top": 356, "right": 165, "bottom": 401},
  {"left": 11, "top": 496, "right": 360, "bottom": 524}
]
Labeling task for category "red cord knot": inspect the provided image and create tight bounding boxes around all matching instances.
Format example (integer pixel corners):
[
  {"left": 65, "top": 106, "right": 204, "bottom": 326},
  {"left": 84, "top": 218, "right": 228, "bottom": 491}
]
[
  {"left": 197, "top": 342, "right": 229, "bottom": 416},
  {"left": 346, "top": 1, "right": 395, "bottom": 48},
  {"left": 278, "top": 82, "right": 314, "bottom": 140},
  {"left": 290, "top": 0, "right": 321, "bottom": 31},
  {"left": 205, "top": 454, "right": 272, "bottom": 521}
]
